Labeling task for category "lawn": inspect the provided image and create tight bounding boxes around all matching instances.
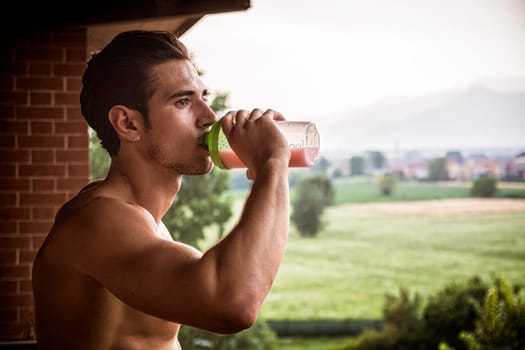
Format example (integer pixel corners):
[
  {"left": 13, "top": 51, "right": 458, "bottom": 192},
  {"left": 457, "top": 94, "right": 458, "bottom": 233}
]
[
  {"left": 331, "top": 177, "right": 525, "bottom": 205},
  {"left": 260, "top": 208, "right": 525, "bottom": 320},
  {"left": 202, "top": 178, "right": 525, "bottom": 346}
]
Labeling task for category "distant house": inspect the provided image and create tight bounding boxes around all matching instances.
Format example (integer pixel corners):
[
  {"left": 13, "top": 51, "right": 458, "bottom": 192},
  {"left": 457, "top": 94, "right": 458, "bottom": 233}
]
[
  {"left": 446, "top": 159, "right": 463, "bottom": 180},
  {"left": 506, "top": 152, "right": 525, "bottom": 180},
  {"left": 462, "top": 157, "right": 506, "bottom": 180},
  {"left": 390, "top": 157, "right": 505, "bottom": 181},
  {"left": 401, "top": 162, "right": 429, "bottom": 180}
]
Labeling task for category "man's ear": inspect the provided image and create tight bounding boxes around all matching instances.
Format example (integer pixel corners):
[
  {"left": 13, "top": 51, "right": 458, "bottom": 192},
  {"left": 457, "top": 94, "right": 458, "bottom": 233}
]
[{"left": 108, "top": 105, "right": 142, "bottom": 142}]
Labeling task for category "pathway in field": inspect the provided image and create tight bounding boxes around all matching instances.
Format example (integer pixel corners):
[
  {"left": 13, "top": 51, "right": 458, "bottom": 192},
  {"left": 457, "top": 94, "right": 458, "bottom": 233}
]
[{"left": 343, "top": 198, "right": 525, "bottom": 216}]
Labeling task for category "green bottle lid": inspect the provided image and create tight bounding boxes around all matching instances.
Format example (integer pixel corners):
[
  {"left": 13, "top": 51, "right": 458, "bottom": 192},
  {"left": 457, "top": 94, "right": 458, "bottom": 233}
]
[{"left": 203, "top": 121, "right": 227, "bottom": 169}]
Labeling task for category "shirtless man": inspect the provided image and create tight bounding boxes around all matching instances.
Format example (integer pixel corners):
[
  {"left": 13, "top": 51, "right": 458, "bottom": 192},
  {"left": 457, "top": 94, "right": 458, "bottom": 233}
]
[{"left": 32, "top": 30, "right": 290, "bottom": 349}]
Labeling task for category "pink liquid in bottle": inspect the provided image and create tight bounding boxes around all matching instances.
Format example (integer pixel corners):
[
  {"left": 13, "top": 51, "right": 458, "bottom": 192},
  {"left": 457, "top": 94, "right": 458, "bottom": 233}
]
[
  {"left": 289, "top": 147, "right": 320, "bottom": 167},
  {"left": 220, "top": 150, "right": 247, "bottom": 168},
  {"left": 219, "top": 147, "right": 320, "bottom": 168}
]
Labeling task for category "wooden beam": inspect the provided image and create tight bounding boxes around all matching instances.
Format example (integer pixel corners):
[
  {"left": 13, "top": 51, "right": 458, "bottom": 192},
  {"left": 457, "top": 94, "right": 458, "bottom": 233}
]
[{"left": 3, "top": 0, "right": 250, "bottom": 31}]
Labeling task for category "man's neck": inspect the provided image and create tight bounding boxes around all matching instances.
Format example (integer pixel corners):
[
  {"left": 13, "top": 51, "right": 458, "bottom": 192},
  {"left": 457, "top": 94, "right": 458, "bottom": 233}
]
[{"left": 103, "top": 156, "right": 182, "bottom": 223}]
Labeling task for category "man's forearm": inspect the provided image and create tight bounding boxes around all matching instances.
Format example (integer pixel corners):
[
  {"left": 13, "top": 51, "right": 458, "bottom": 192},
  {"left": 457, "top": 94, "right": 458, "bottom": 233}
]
[{"left": 205, "top": 163, "right": 289, "bottom": 312}]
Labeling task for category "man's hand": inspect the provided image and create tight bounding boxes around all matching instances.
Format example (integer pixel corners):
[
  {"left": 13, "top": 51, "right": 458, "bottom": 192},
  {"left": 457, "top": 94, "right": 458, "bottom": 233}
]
[{"left": 220, "top": 109, "right": 289, "bottom": 179}]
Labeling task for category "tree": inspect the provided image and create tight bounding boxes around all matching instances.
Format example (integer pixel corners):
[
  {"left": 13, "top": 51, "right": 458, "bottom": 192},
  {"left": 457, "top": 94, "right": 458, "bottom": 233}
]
[
  {"left": 350, "top": 155, "right": 365, "bottom": 176},
  {"left": 367, "top": 151, "right": 387, "bottom": 170},
  {"left": 332, "top": 168, "right": 343, "bottom": 179},
  {"left": 429, "top": 157, "right": 449, "bottom": 181},
  {"left": 312, "top": 156, "right": 330, "bottom": 175},
  {"left": 291, "top": 174, "right": 334, "bottom": 237},
  {"left": 163, "top": 168, "right": 232, "bottom": 248},
  {"left": 89, "top": 128, "right": 110, "bottom": 180},
  {"left": 208, "top": 91, "right": 228, "bottom": 113},
  {"left": 446, "top": 150, "right": 464, "bottom": 164}
]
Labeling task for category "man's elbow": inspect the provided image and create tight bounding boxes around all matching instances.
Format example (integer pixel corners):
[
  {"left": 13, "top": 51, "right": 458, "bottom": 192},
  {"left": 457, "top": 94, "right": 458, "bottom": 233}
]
[{"left": 211, "top": 299, "right": 260, "bottom": 334}]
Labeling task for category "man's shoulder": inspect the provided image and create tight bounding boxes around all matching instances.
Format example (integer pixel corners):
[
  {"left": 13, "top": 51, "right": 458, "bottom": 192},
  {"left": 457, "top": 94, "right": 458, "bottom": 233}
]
[
  {"left": 41, "top": 191, "right": 159, "bottom": 270},
  {"left": 52, "top": 191, "right": 154, "bottom": 242},
  {"left": 57, "top": 194, "right": 128, "bottom": 226}
]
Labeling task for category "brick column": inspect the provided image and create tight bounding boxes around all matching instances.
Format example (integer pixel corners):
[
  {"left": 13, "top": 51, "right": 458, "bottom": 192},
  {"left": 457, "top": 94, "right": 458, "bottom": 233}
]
[{"left": 0, "top": 28, "right": 89, "bottom": 340}]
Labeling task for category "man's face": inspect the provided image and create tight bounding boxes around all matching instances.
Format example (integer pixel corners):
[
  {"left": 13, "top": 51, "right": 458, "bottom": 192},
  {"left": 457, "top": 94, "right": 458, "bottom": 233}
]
[{"left": 142, "top": 59, "right": 217, "bottom": 175}]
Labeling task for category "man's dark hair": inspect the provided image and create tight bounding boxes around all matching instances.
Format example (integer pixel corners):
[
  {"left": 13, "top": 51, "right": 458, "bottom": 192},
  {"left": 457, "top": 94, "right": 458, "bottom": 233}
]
[{"left": 80, "top": 30, "right": 190, "bottom": 156}]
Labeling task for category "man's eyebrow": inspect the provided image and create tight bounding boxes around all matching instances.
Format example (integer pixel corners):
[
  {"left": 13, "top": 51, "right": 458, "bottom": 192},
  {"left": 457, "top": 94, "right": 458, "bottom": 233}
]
[
  {"left": 168, "top": 90, "right": 196, "bottom": 99},
  {"left": 168, "top": 89, "right": 209, "bottom": 99}
]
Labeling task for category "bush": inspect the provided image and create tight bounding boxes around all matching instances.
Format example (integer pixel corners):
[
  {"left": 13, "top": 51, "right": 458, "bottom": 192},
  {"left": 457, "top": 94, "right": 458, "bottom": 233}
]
[
  {"left": 337, "top": 276, "right": 491, "bottom": 350},
  {"left": 471, "top": 175, "right": 497, "bottom": 198},
  {"left": 459, "top": 278, "right": 525, "bottom": 350},
  {"left": 179, "top": 319, "right": 277, "bottom": 349},
  {"left": 349, "top": 329, "right": 392, "bottom": 350},
  {"left": 377, "top": 174, "right": 396, "bottom": 196},
  {"left": 423, "top": 276, "right": 488, "bottom": 350},
  {"left": 342, "top": 288, "right": 427, "bottom": 350}
]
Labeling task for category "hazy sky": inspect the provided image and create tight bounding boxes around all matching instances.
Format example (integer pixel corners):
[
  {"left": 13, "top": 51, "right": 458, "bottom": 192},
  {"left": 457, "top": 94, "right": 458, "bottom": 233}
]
[{"left": 181, "top": 0, "right": 525, "bottom": 150}]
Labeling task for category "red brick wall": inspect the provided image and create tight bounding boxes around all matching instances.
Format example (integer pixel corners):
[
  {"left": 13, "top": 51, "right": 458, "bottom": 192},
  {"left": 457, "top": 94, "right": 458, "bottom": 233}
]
[{"left": 0, "top": 28, "right": 89, "bottom": 340}]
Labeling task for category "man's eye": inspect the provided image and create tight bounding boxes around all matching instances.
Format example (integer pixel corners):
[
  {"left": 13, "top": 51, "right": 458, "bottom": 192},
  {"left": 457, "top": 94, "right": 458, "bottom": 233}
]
[{"left": 176, "top": 98, "right": 190, "bottom": 107}]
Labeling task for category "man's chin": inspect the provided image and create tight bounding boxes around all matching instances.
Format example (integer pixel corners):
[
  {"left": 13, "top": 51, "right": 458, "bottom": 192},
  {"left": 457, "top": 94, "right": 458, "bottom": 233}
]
[{"left": 182, "top": 161, "right": 214, "bottom": 176}]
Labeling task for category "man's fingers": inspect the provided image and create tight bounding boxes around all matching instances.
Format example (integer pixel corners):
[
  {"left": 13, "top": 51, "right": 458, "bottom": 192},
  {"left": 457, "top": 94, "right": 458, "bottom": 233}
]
[
  {"left": 221, "top": 109, "right": 284, "bottom": 133},
  {"left": 246, "top": 168, "right": 256, "bottom": 180},
  {"left": 242, "top": 108, "right": 265, "bottom": 127},
  {"left": 220, "top": 111, "right": 236, "bottom": 133},
  {"left": 259, "top": 109, "right": 285, "bottom": 122}
]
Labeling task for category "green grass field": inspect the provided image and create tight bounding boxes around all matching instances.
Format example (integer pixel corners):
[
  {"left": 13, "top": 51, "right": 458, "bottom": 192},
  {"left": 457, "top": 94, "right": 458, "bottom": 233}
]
[
  {"left": 218, "top": 178, "right": 525, "bottom": 320},
  {"left": 331, "top": 177, "right": 525, "bottom": 205},
  {"left": 261, "top": 208, "right": 525, "bottom": 320},
  {"left": 203, "top": 178, "right": 525, "bottom": 348}
]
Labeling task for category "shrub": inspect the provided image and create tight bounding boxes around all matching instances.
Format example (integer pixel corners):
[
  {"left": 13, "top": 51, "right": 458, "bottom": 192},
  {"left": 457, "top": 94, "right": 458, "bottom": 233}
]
[
  {"left": 336, "top": 276, "right": 492, "bottom": 350},
  {"left": 423, "top": 276, "right": 488, "bottom": 350},
  {"left": 342, "top": 288, "right": 427, "bottom": 350},
  {"left": 377, "top": 174, "right": 396, "bottom": 196},
  {"left": 179, "top": 319, "right": 277, "bottom": 349},
  {"left": 471, "top": 175, "right": 497, "bottom": 198},
  {"left": 348, "top": 329, "right": 392, "bottom": 350},
  {"left": 383, "top": 288, "right": 422, "bottom": 333},
  {"left": 459, "top": 278, "right": 525, "bottom": 350}
]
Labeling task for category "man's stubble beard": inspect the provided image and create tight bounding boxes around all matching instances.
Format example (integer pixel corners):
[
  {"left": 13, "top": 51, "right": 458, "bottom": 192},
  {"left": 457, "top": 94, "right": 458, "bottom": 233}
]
[{"left": 147, "top": 142, "right": 213, "bottom": 176}]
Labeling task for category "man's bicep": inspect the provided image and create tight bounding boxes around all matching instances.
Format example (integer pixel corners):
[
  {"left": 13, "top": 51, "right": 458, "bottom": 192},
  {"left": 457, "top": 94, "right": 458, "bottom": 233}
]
[{"left": 80, "top": 227, "right": 216, "bottom": 322}]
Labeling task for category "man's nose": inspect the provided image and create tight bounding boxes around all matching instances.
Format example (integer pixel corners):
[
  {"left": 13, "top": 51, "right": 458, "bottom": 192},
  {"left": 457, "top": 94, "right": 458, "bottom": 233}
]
[{"left": 198, "top": 100, "right": 218, "bottom": 128}]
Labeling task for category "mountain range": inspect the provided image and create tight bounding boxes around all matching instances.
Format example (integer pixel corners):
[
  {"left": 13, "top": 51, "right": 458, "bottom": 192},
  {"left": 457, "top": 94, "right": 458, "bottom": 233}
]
[{"left": 321, "top": 79, "right": 525, "bottom": 153}]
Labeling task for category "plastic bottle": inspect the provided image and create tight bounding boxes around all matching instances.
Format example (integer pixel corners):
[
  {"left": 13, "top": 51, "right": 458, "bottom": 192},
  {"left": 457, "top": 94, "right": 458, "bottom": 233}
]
[{"left": 203, "top": 120, "right": 320, "bottom": 169}]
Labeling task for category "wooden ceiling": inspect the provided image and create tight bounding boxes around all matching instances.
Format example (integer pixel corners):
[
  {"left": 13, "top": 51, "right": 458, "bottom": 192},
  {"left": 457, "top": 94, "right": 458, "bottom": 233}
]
[
  {"left": 3, "top": 0, "right": 250, "bottom": 57},
  {"left": 5, "top": 0, "right": 250, "bottom": 31}
]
